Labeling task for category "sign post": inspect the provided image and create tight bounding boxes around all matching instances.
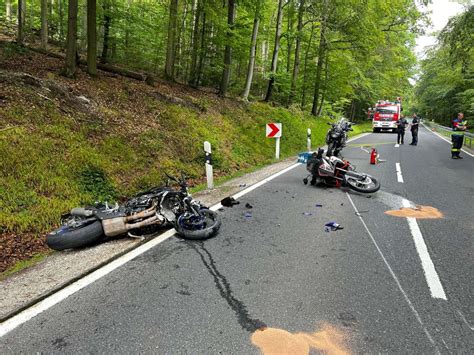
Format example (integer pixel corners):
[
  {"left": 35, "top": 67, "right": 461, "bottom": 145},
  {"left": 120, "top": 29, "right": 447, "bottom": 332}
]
[
  {"left": 307, "top": 128, "right": 311, "bottom": 151},
  {"left": 204, "top": 141, "right": 214, "bottom": 189},
  {"left": 266, "top": 123, "right": 282, "bottom": 159}
]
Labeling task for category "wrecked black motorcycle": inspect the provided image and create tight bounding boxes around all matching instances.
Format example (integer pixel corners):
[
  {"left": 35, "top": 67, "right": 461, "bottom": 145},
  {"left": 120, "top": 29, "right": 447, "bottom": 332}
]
[
  {"left": 325, "top": 118, "right": 353, "bottom": 157},
  {"left": 46, "top": 174, "right": 221, "bottom": 250},
  {"left": 303, "top": 148, "right": 380, "bottom": 193}
]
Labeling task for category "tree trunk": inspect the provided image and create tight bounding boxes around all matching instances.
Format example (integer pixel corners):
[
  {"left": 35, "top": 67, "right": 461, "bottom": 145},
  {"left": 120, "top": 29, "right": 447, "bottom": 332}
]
[
  {"left": 101, "top": 1, "right": 111, "bottom": 64},
  {"left": 59, "top": 0, "right": 64, "bottom": 41},
  {"left": 86, "top": 0, "right": 97, "bottom": 75},
  {"left": 176, "top": 0, "right": 188, "bottom": 79},
  {"left": 242, "top": 0, "right": 260, "bottom": 100},
  {"left": 17, "top": 0, "right": 26, "bottom": 44},
  {"left": 195, "top": 12, "right": 206, "bottom": 87},
  {"left": 6, "top": 0, "right": 12, "bottom": 21},
  {"left": 286, "top": 0, "right": 294, "bottom": 73},
  {"left": 165, "top": 0, "right": 179, "bottom": 80},
  {"left": 41, "top": 0, "right": 48, "bottom": 49},
  {"left": 264, "top": 0, "right": 284, "bottom": 102},
  {"left": 301, "top": 22, "right": 314, "bottom": 108},
  {"left": 63, "top": 0, "right": 78, "bottom": 77},
  {"left": 289, "top": 0, "right": 304, "bottom": 104},
  {"left": 311, "top": 0, "right": 328, "bottom": 116},
  {"left": 219, "top": 0, "right": 236, "bottom": 96},
  {"left": 189, "top": 0, "right": 202, "bottom": 87}
]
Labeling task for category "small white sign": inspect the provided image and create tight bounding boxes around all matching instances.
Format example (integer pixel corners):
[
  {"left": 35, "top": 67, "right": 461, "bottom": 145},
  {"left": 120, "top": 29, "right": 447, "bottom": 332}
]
[{"left": 266, "top": 123, "right": 282, "bottom": 138}]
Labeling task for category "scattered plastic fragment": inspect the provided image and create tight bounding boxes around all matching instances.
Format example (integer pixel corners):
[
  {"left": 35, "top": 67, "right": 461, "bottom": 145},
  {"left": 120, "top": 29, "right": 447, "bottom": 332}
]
[
  {"left": 245, "top": 203, "right": 253, "bottom": 209},
  {"left": 303, "top": 212, "right": 313, "bottom": 216},
  {"left": 221, "top": 196, "right": 240, "bottom": 207},
  {"left": 324, "top": 221, "right": 343, "bottom": 232},
  {"left": 340, "top": 203, "right": 344, "bottom": 206},
  {"left": 239, "top": 183, "right": 247, "bottom": 188},
  {"left": 244, "top": 212, "right": 252, "bottom": 218},
  {"left": 315, "top": 204, "right": 323, "bottom": 208}
]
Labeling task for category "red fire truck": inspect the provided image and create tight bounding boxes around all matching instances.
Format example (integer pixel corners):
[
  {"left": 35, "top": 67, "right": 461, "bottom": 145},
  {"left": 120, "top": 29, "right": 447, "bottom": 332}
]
[{"left": 371, "top": 99, "right": 402, "bottom": 132}]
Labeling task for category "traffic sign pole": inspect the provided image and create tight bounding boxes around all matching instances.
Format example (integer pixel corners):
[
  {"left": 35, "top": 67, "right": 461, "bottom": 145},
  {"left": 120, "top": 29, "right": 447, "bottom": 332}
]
[{"left": 275, "top": 137, "right": 280, "bottom": 159}]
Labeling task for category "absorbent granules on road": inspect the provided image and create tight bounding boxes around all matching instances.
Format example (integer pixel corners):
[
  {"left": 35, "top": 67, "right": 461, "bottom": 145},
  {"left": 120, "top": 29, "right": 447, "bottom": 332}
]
[
  {"left": 251, "top": 325, "right": 349, "bottom": 355},
  {"left": 384, "top": 205, "right": 443, "bottom": 219}
]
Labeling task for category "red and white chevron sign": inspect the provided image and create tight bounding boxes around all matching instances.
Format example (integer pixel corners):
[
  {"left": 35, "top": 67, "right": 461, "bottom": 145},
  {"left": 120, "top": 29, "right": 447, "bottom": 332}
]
[{"left": 266, "top": 123, "right": 282, "bottom": 138}]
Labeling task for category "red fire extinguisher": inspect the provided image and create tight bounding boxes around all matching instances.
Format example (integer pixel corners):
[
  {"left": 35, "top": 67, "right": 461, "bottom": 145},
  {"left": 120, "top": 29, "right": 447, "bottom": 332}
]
[{"left": 370, "top": 148, "right": 377, "bottom": 164}]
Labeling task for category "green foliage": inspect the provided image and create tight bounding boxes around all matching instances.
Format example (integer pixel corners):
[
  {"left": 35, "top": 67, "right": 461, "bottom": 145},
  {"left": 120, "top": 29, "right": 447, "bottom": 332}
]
[
  {"left": 1, "top": 0, "right": 423, "bottom": 118},
  {"left": 413, "top": 6, "right": 473, "bottom": 125}
]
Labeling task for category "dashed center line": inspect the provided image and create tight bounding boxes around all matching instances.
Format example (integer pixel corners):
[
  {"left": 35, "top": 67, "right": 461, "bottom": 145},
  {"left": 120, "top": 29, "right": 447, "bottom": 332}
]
[{"left": 396, "top": 162, "right": 404, "bottom": 183}]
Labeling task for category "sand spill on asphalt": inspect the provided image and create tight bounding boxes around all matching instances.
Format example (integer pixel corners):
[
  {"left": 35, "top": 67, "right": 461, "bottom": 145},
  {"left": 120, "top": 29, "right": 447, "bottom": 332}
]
[
  {"left": 384, "top": 205, "right": 443, "bottom": 219},
  {"left": 251, "top": 325, "right": 349, "bottom": 355}
]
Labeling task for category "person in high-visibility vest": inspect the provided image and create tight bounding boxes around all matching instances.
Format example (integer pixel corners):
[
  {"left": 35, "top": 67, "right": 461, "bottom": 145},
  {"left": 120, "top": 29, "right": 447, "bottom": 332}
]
[{"left": 451, "top": 112, "right": 467, "bottom": 159}]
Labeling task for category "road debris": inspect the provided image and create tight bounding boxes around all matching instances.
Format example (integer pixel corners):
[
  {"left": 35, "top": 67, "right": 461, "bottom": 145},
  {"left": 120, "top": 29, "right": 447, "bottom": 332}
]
[
  {"left": 239, "top": 183, "right": 247, "bottom": 188},
  {"left": 302, "top": 212, "right": 313, "bottom": 216},
  {"left": 355, "top": 210, "right": 369, "bottom": 216},
  {"left": 245, "top": 203, "right": 253, "bottom": 209},
  {"left": 325, "top": 221, "right": 344, "bottom": 232},
  {"left": 244, "top": 212, "right": 252, "bottom": 218},
  {"left": 315, "top": 204, "right": 323, "bottom": 208},
  {"left": 221, "top": 196, "right": 240, "bottom": 207}
]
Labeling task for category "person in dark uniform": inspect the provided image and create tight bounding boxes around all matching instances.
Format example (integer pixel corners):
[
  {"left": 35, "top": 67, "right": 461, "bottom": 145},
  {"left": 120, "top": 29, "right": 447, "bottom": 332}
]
[
  {"left": 451, "top": 112, "right": 466, "bottom": 159},
  {"left": 410, "top": 114, "right": 420, "bottom": 145},
  {"left": 396, "top": 115, "right": 408, "bottom": 144}
]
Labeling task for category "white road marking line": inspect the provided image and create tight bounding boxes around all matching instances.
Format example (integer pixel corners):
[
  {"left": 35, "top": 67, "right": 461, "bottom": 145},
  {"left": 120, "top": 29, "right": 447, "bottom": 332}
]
[
  {"left": 402, "top": 199, "right": 447, "bottom": 300},
  {"left": 395, "top": 144, "right": 400, "bottom": 148},
  {"left": 346, "top": 193, "right": 440, "bottom": 353},
  {"left": 457, "top": 310, "right": 474, "bottom": 331},
  {"left": 395, "top": 162, "right": 404, "bottom": 183},
  {"left": 422, "top": 123, "right": 474, "bottom": 157},
  {"left": 1, "top": 162, "right": 305, "bottom": 337}
]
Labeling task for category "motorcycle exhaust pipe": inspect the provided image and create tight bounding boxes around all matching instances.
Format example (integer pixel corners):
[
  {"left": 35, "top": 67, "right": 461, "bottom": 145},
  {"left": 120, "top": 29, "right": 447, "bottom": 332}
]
[{"left": 102, "top": 215, "right": 164, "bottom": 237}]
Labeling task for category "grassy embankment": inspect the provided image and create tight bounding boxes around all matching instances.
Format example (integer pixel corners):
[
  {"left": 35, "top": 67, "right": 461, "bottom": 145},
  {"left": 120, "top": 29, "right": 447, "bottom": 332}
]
[{"left": 0, "top": 42, "right": 371, "bottom": 273}]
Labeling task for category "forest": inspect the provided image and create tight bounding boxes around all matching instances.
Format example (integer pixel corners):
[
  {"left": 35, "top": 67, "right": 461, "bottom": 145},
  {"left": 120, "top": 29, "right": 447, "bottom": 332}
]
[
  {"left": 413, "top": 5, "right": 473, "bottom": 125},
  {"left": 1, "top": 0, "right": 428, "bottom": 118}
]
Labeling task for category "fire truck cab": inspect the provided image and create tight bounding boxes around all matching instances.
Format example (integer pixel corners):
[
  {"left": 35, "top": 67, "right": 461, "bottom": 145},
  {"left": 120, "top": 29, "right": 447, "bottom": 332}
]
[{"left": 372, "top": 99, "right": 402, "bottom": 133}]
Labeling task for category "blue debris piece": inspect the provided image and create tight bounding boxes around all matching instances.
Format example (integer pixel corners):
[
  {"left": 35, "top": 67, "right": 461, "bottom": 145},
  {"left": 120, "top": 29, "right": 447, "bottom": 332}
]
[
  {"left": 324, "top": 221, "right": 343, "bottom": 231},
  {"left": 244, "top": 212, "right": 252, "bottom": 218},
  {"left": 315, "top": 204, "right": 323, "bottom": 208},
  {"left": 298, "top": 152, "right": 313, "bottom": 163}
]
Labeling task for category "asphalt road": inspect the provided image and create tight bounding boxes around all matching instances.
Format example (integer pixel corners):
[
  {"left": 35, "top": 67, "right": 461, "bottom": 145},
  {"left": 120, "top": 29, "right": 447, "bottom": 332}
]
[{"left": 1, "top": 126, "right": 473, "bottom": 353}]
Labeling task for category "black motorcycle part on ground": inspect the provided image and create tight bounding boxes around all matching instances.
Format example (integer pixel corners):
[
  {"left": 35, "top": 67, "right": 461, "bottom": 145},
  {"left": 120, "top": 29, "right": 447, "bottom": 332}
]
[
  {"left": 46, "top": 220, "right": 105, "bottom": 251},
  {"left": 175, "top": 209, "right": 221, "bottom": 240}
]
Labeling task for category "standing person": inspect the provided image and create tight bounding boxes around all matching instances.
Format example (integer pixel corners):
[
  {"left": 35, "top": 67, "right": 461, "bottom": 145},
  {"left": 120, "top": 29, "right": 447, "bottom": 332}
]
[
  {"left": 396, "top": 115, "right": 408, "bottom": 144},
  {"left": 451, "top": 112, "right": 467, "bottom": 159},
  {"left": 410, "top": 113, "right": 420, "bottom": 145}
]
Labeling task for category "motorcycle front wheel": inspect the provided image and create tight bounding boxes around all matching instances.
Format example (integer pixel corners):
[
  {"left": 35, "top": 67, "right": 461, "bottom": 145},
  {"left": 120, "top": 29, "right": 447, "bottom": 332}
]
[
  {"left": 175, "top": 209, "right": 221, "bottom": 240},
  {"left": 46, "top": 219, "right": 105, "bottom": 250},
  {"left": 344, "top": 173, "right": 380, "bottom": 193}
]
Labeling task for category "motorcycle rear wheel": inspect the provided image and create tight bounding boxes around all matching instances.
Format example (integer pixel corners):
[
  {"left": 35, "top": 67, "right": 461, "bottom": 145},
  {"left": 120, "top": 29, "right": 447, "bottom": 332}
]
[
  {"left": 46, "top": 220, "right": 105, "bottom": 250},
  {"left": 344, "top": 174, "right": 380, "bottom": 193},
  {"left": 175, "top": 209, "right": 221, "bottom": 240}
]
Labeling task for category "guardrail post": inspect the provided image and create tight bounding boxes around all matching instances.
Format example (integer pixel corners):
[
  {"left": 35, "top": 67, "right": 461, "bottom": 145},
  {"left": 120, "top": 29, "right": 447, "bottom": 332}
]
[
  {"left": 307, "top": 128, "right": 311, "bottom": 151},
  {"left": 204, "top": 141, "right": 214, "bottom": 189}
]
